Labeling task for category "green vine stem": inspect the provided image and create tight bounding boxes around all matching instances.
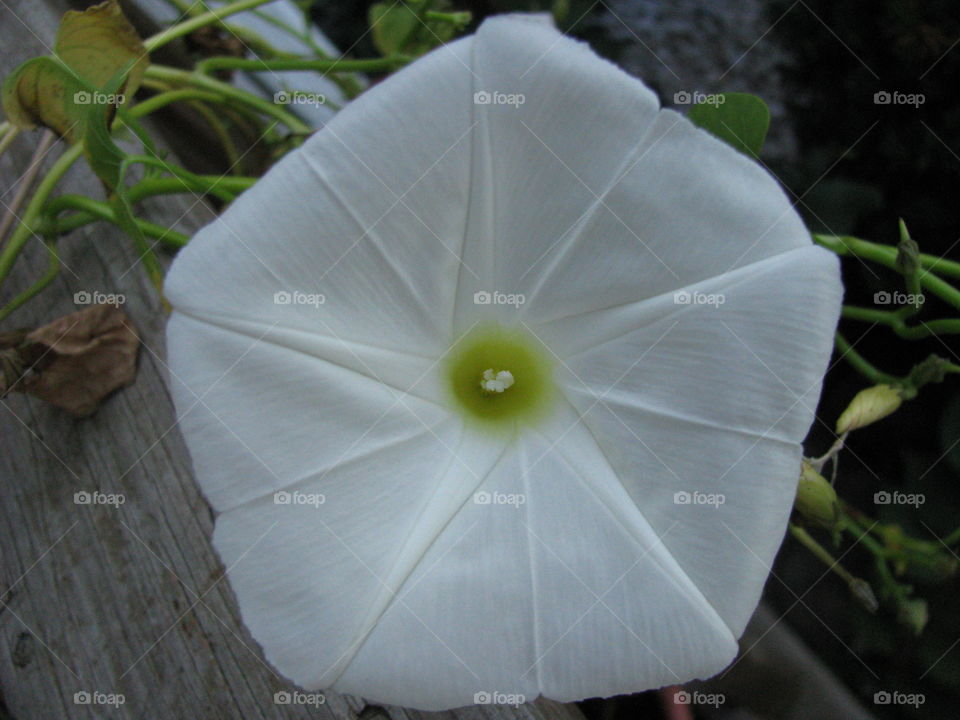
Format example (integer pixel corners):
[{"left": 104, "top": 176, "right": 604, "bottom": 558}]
[
  {"left": 789, "top": 523, "right": 879, "bottom": 611},
  {"left": 195, "top": 55, "right": 410, "bottom": 75},
  {"left": 0, "top": 240, "right": 62, "bottom": 322},
  {"left": 0, "top": 143, "right": 83, "bottom": 288},
  {"left": 834, "top": 332, "right": 901, "bottom": 384},
  {"left": 144, "top": 0, "right": 280, "bottom": 52},
  {"left": 153, "top": 0, "right": 366, "bottom": 98},
  {"left": 42, "top": 195, "right": 189, "bottom": 245},
  {"left": 0, "top": 123, "right": 20, "bottom": 159},
  {"left": 815, "top": 233, "right": 960, "bottom": 306},
  {"left": 143, "top": 65, "right": 312, "bottom": 135},
  {"left": 840, "top": 306, "right": 960, "bottom": 339}
]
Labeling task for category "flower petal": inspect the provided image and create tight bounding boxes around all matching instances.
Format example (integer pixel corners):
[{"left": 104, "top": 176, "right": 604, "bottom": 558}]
[
  {"left": 446, "top": 14, "right": 812, "bottom": 327},
  {"left": 335, "top": 411, "right": 736, "bottom": 709},
  {"left": 517, "top": 111, "right": 815, "bottom": 324},
  {"left": 549, "top": 246, "right": 842, "bottom": 635},
  {"left": 210, "top": 423, "right": 508, "bottom": 694},
  {"left": 166, "top": 312, "right": 451, "bottom": 513},
  {"left": 165, "top": 36, "right": 478, "bottom": 359},
  {"left": 451, "top": 15, "right": 661, "bottom": 330}
]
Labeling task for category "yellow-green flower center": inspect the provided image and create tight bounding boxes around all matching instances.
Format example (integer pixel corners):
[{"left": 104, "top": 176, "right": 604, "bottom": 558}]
[{"left": 446, "top": 325, "right": 553, "bottom": 432}]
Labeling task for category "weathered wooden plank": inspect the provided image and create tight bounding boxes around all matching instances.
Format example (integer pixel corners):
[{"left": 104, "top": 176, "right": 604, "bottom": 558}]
[{"left": 0, "top": 2, "right": 588, "bottom": 719}]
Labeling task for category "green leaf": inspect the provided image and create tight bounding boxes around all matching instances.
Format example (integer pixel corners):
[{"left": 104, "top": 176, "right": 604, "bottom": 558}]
[
  {"left": 1, "top": 0, "right": 147, "bottom": 141},
  {"left": 54, "top": 0, "right": 148, "bottom": 98},
  {"left": 369, "top": 0, "right": 463, "bottom": 58},
  {"left": 81, "top": 69, "right": 128, "bottom": 189},
  {"left": 369, "top": 2, "right": 418, "bottom": 57},
  {"left": 687, "top": 92, "right": 770, "bottom": 159},
  {"left": 2, "top": 57, "right": 87, "bottom": 142}
]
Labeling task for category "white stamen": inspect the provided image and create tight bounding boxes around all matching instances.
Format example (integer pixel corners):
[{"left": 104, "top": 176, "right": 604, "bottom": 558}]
[{"left": 480, "top": 368, "right": 515, "bottom": 393}]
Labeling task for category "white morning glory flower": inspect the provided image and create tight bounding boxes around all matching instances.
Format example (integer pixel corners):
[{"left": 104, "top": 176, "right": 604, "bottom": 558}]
[{"left": 165, "top": 14, "right": 842, "bottom": 711}]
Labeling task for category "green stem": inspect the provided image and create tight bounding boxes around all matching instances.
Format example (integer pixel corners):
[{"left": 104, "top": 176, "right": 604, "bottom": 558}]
[
  {"left": 44, "top": 196, "right": 189, "bottom": 247},
  {"left": 0, "top": 125, "right": 20, "bottom": 159},
  {"left": 144, "top": 0, "right": 280, "bottom": 51},
  {"left": 834, "top": 332, "right": 901, "bottom": 384},
  {"left": 0, "top": 143, "right": 83, "bottom": 288},
  {"left": 815, "top": 234, "right": 960, "bottom": 306},
  {"left": 942, "top": 526, "right": 960, "bottom": 546},
  {"left": 0, "top": 241, "right": 61, "bottom": 322},
  {"left": 841, "top": 305, "right": 960, "bottom": 339},
  {"left": 790, "top": 522, "right": 878, "bottom": 611},
  {"left": 196, "top": 55, "right": 409, "bottom": 75},
  {"left": 186, "top": 100, "right": 243, "bottom": 170},
  {"left": 790, "top": 523, "right": 859, "bottom": 584},
  {"left": 143, "top": 65, "right": 311, "bottom": 134},
  {"left": 129, "top": 88, "right": 225, "bottom": 118},
  {"left": 127, "top": 175, "right": 256, "bottom": 201}
]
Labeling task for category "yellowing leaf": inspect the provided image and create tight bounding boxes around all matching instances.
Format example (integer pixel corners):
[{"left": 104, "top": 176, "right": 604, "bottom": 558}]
[
  {"left": 1, "top": 0, "right": 148, "bottom": 141},
  {"left": 54, "top": 0, "right": 149, "bottom": 98}
]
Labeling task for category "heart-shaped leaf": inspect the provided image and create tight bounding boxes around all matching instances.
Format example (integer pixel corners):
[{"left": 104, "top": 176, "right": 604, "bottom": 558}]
[{"left": 688, "top": 92, "right": 770, "bottom": 159}]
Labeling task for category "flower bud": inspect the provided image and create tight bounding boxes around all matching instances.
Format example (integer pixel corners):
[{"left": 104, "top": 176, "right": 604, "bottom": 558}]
[
  {"left": 897, "top": 597, "right": 929, "bottom": 636},
  {"left": 794, "top": 461, "right": 838, "bottom": 529},
  {"left": 835, "top": 384, "right": 902, "bottom": 434},
  {"left": 848, "top": 578, "right": 879, "bottom": 613}
]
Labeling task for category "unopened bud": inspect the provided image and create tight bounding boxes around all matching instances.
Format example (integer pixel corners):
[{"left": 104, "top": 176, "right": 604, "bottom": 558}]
[
  {"left": 836, "top": 384, "right": 902, "bottom": 434},
  {"left": 794, "top": 461, "right": 838, "bottom": 529},
  {"left": 848, "top": 578, "right": 879, "bottom": 613},
  {"left": 897, "top": 597, "right": 928, "bottom": 636}
]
